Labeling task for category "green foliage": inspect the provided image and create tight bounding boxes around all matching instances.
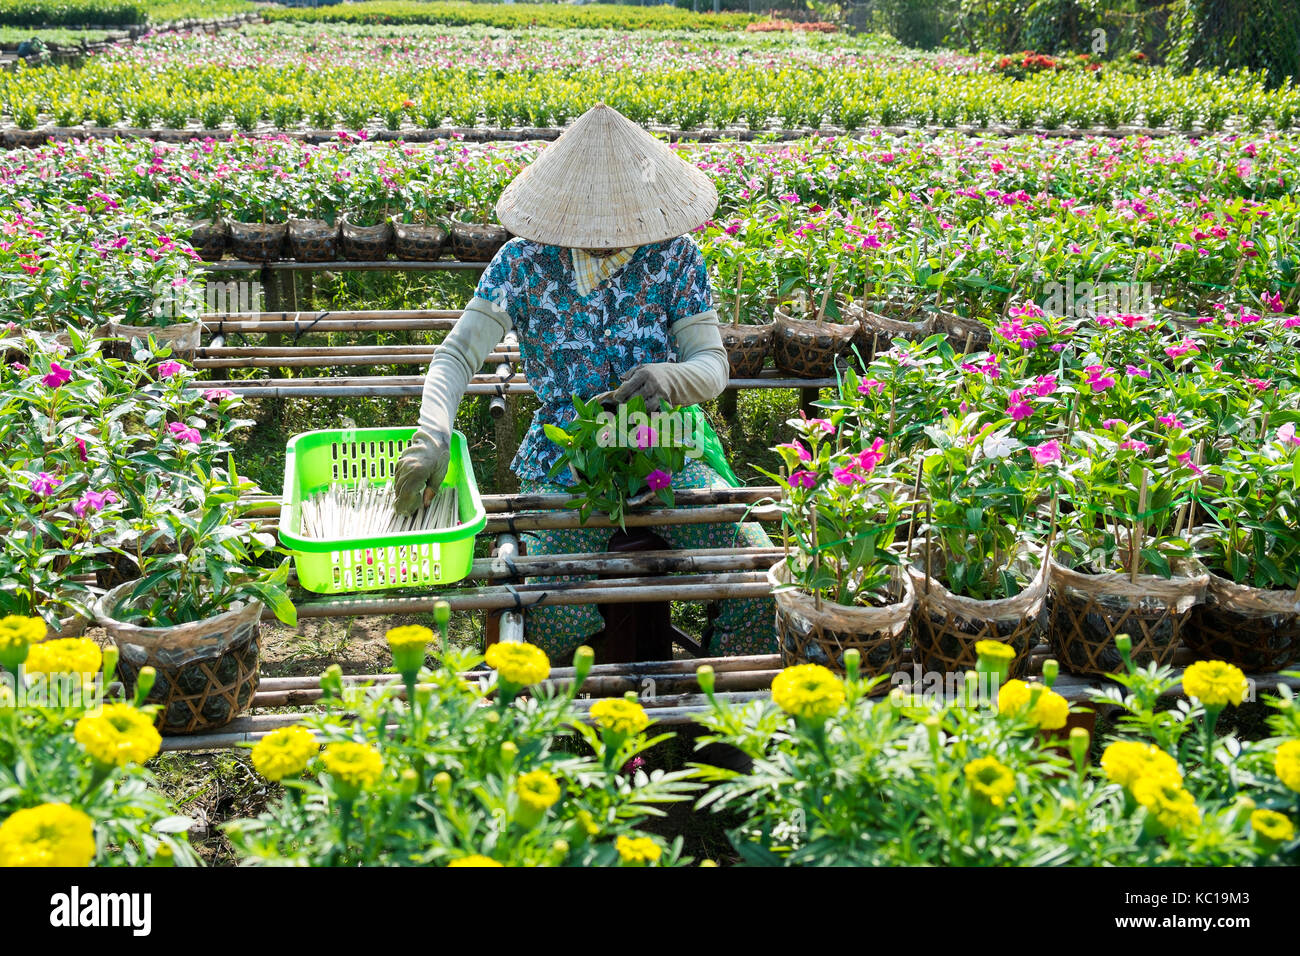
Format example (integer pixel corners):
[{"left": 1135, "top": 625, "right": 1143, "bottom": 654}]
[
  {"left": 1167, "top": 0, "right": 1300, "bottom": 88},
  {"left": 263, "top": 1, "right": 757, "bottom": 32}
]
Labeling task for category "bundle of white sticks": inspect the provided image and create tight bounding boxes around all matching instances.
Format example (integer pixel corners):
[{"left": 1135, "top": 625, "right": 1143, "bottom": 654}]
[{"left": 298, "top": 484, "right": 459, "bottom": 540}]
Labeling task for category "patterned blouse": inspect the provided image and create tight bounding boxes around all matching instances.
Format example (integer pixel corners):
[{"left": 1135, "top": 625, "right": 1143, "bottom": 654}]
[{"left": 474, "top": 235, "right": 714, "bottom": 483}]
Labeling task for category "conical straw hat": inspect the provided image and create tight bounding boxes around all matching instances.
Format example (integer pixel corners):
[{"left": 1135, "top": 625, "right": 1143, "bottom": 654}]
[{"left": 495, "top": 103, "right": 718, "bottom": 249}]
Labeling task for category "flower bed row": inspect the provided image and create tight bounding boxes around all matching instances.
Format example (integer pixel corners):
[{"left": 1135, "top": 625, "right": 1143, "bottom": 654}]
[
  {"left": 2, "top": 23, "right": 1294, "bottom": 133},
  {"left": 2, "top": 617, "right": 1298, "bottom": 866},
  {"left": 1, "top": 131, "right": 1296, "bottom": 342}
]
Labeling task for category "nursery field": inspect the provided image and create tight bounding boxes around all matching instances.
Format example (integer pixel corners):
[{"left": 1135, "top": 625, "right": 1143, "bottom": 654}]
[
  {"left": 1, "top": 13, "right": 1300, "bottom": 876},
  {"left": 2, "top": 23, "right": 1296, "bottom": 133}
]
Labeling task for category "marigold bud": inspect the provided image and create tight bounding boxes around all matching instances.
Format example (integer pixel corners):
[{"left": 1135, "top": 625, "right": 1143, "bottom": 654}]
[
  {"left": 696, "top": 664, "right": 715, "bottom": 696},
  {"left": 1042, "top": 658, "right": 1059, "bottom": 689}
]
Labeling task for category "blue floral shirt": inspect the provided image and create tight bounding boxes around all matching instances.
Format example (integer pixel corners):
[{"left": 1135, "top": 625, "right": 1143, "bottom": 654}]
[{"left": 474, "top": 236, "right": 714, "bottom": 484}]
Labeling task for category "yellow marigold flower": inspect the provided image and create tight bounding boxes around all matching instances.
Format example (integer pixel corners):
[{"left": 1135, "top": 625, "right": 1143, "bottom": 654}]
[
  {"left": 997, "top": 679, "right": 1069, "bottom": 730},
  {"left": 1182, "top": 660, "right": 1248, "bottom": 709},
  {"left": 975, "top": 640, "right": 1015, "bottom": 663},
  {"left": 25, "top": 637, "right": 102, "bottom": 679},
  {"left": 385, "top": 625, "right": 433, "bottom": 650},
  {"left": 0, "top": 615, "right": 46, "bottom": 670},
  {"left": 1100, "top": 741, "right": 1182, "bottom": 790},
  {"left": 615, "top": 835, "right": 662, "bottom": 865},
  {"left": 250, "top": 726, "right": 318, "bottom": 782},
  {"left": 1250, "top": 809, "right": 1295, "bottom": 846},
  {"left": 1276, "top": 740, "right": 1300, "bottom": 793},
  {"left": 516, "top": 769, "right": 561, "bottom": 812},
  {"left": 589, "top": 697, "right": 650, "bottom": 737},
  {"left": 997, "top": 679, "right": 1031, "bottom": 716},
  {"left": 0, "top": 803, "right": 96, "bottom": 867},
  {"left": 964, "top": 757, "right": 1015, "bottom": 807},
  {"left": 484, "top": 641, "right": 550, "bottom": 687},
  {"left": 73, "top": 703, "right": 161, "bottom": 768},
  {"left": 1132, "top": 776, "right": 1201, "bottom": 832},
  {"left": 770, "top": 663, "right": 846, "bottom": 723},
  {"left": 448, "top": 854, "right": 503, "bottom": 867},
  {"left": 320, "top": 742, "right": 384, "bottom": 797}
]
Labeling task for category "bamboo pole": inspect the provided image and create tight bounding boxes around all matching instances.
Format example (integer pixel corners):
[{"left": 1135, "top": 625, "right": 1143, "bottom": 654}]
[{"left": 1132, "top": 469, "right": 1148, "bottom": 584}]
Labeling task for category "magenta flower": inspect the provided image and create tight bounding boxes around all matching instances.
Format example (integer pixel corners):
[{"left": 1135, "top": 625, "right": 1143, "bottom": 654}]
[
  {"left": 856, "top": 438, "right": 886, "bottom": 473},
  {"left": 1277, "top": 423, "right": 1300, "bottom": 447},
  {"left": 75, "top": 437, "right": 88, "bottom": 462},
  {"left": 1120, "top": 440, "right": 1151, "bottom": 452},
  {"left": 1006, "top": 390, "right": 1033, "bottom": 421},
  {"left": 72, "top": 489, "right": 118, "bottom": 518},
  {"left": 645, "top": 469, "right": 672, "bottom": 491},
  {"left": 30, "top": 472, "right": 61, "bottom": 496},
  {"left": 1175, "top": 452, "right": 1205, "bottom": 477},
  {"left": 1164, "top": 339, "right": 1200, "bottom": 359},
  {"left": 1102, "top": 418, "right": 1127, "bottom": 430},
  {"left": 1085, "top": 365, "right": 1116, "bottom": 392},
  {"left": 633, "top": 425, "right": 658, "bottom": 450},
  {"left": 1245, "top": 378, "right": 1270, "bottom": 391},
  {"left": 10, "top": 362, "right": 27, "bottom": 373},
  {"left": 1029, "top": 441, "right": 1061, "bottom": 466},
  {"left": 788, "top": 469, "right": 817, "bottom": 489},
  {"left": 1031, "top": 374, "right": 1057, "bottom": 397},
  {"left": 857, "top": 378, "right": 885, "bottom": 396},
  {"left": 1156, "top": 415, "right": 1184, "bottom": 430},
  {"left": 777, "top": 441, "right": 812, "bottom": 462},
  {"left": 42, "top": 362, "right": 71, "bottom": 388},
  {"left": 1126, "top": 365, "right": 1151, "bottom": 379},
  {"left": 157, "top": 360, "right": 183, "bottom": 378},
  {"left": 832, "top": 466, "right": 860, "bottom": 486},
  {"left": 202, "top": 387, "right": 235, "bottom": 402},
  {"left": 167, "top": 421, "right": 201, "bottom": 444}
]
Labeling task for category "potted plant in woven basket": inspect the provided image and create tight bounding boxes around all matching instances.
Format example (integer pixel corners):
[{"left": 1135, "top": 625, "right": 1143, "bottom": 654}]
[
  {"left": 1184, "top": 427, "right": 1300, "bottom": 670},
  {"left": 772, "top": 267, "right": 858, "bottom": 378},
  {"left": 1049, "top": 424, "right": 1208, "bottom": 677},
  {"left": 94, "top": 471, "right": 296, "bottom": 736},
  {"left": 445, "top": 155, "right": 511, "bottom": 262},
  {"left": 102, "top": 258, "right": 206, "bottom": 362},
  {"left": 393, "top": 178, "right": 448, "bottom": 261},
  {"left": 717, "top": 261, "right": 772, "bottom": 379},
  {"left": 338, "top": 173, "right": 396, "bottom": 260},
  {"left": 225, "top": 178, "right": 290, "bottom": 262},
  {"left": 765, "top": 414, "right": 916, "bottom": 685},
  {"left": 907, "top": 413, "right": 1055, "bottom": 679}
]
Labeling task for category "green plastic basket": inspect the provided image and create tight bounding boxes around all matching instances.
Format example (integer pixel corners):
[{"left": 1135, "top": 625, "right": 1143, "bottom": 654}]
[{"left": 279, "top": 427, "right": 486, "bottom": 594}]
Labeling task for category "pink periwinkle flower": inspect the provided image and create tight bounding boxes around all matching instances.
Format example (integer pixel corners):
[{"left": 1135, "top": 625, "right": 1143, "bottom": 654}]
[
  {"left": 1120, "top": 440, "right": 1151, "bottom": 452},
  {"left": 858, "top": 378, "right": 885, "bottom": 396},
  {"left": 1126, "top": 365, "right": 1151, "bottom": 379},
  {"left": 788, "top": 469, "right": 817, "bottom": 489},
  {"left": 1277, "top": 423, "right": 1300, "bottom": 447},
  {"left": 1029, "top": 441, "right": 1062, "bottom": 466},
  {"left": 856, "top": 438, "right": 886, "bottom": 473},
  {"left": 30, "top": 472, "right": 61, "bottom": 496},
  {"left": 72, "top": 489, "right": 119, "bottom": 518},
  {"left": 633, "top": 425, "right": 658, "bottom": 450},
  {"left": 167, "top": 421, "right": 201, "bottom": 444},
  {"left": 42, "top": 362, "right": 71, "bottom": 388},
  {"left": 1157, "top": 415, "right": 1184, "bottom": 430},
  {"left": 157, "top": 360, "right": 183, "bottom": 378},
  {"left": 645, "top": 469, "right": 672, "bottom": 491},
  {"left": 202, "top": 387, "right": 235, "bottom": 402},
  {"left": 1006, "top": 390, "right": 1033, "bottom": 421}
]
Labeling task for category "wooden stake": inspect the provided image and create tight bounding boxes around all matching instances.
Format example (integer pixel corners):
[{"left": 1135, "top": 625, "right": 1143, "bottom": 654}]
[
  {"left": 815, "top": 262, "right": 838, "bottom": 324},
  {"left": 732, "top": 262, "right": 744, "bottom": 327},
  {"left": 1132, "top": 469, "right": 1148, "bottom": 584}
]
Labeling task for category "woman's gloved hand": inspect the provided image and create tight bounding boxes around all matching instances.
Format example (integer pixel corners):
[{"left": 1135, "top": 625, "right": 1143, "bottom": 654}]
[
  {"left": 393, "top": 430, "right": 450, "bottom": 515},
  {"left": 611, "top": 311, "right": 728, "bottom": 408},
  {"left": 393, "top": 295, "right": 511, "bottom": 515}
]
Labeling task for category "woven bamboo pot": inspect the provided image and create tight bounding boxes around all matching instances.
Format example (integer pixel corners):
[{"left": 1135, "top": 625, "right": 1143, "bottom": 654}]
[
  {"left": 907, "top": 548, "right": 1048, "bottom": 679},
  {"left": 450, "top": 222, "right": 510, "bottom": 262},
  {"left": 339, "top": 216, "right": 393, "bottom": 260},
  {"left": 851, "top": 303, "right": 934, "bottom": 361},
  {"left": 287, "top": 218, "right": 338, "bottom": 262},
  {"left": 104, "top": 319, "right": 202, "bottom": 361},
  {"left": 227, "top": 220, "right": 286, "bottom": 261},
  {"left": 1046, "top": 559, "right": 1208, "bottom": 677},
  {"left": 184, "top": 218, "right": 227, "bottom": 261},
  {"left": 721, "top": 321, "right": 772, "bottom": 378},
  {"left": 768, "top": 559, "right": 914, "bottom": 688},
  {"left": 95, "top": 581, "right": 262, "bottom": 736},
  {"left": 1184, "top": 574, "right": 1300, "bottom": 671},
  {"left": 393, "top": 221, "right": 448, "bottom": 260},
  {"left": 772, "top": 308, "right": 856, "bottom": 378},
  {"left": 938, "top": 312, "right": 994, "bottom": 353}
]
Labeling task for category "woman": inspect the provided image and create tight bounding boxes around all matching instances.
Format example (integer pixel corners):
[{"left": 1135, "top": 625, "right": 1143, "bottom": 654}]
[{"left": 394, "top": 103, "right": 775, "bottom": 662}]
